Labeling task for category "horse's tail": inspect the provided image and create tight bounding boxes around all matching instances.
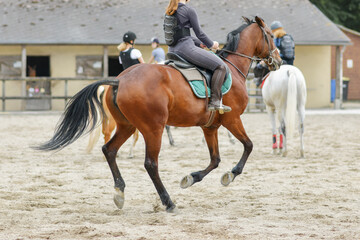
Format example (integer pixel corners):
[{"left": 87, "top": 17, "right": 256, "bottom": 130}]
[
  {"left": 35, "top": 80, "right": 118, "bottom": 151},
  {"left": 86, "top": 86, "right": 106, "bottom": 153},
  {"left": 285, "top": 68, "right": 297, "bottom": 139}
]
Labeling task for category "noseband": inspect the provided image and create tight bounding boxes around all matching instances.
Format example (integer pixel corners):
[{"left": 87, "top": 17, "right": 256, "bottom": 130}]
[{"left": 218, "top": 24, "right": 278, "bottom": 79}]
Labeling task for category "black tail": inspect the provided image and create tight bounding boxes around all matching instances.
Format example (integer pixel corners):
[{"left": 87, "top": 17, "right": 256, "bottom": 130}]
[{"left": 35, "top": 79, "right": 118, "bottom": 151}]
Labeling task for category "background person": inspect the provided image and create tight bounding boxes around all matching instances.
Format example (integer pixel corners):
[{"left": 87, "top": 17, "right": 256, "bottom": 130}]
[
  {"left": 117, "top": 31, "right": 144, "bottom": 70},
  {"left": 270, "top": 21, "right": 295, "bottom": 65},
  {"left": 148, "top": 37, "right": 166, "bottom": 64}
]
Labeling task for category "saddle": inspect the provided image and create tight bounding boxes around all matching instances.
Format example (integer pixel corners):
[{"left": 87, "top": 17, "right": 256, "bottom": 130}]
[{"left": 165, "top": 52, "right": 232, "bottom": 99}]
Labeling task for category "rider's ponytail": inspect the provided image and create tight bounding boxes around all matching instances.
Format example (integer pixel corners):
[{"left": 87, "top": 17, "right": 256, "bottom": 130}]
[
  {"left": 117, "top": 42, "right": 127, "bottom": 52},
  {"left": 165, "top": 0, "right": 179, "bottom": 15}
]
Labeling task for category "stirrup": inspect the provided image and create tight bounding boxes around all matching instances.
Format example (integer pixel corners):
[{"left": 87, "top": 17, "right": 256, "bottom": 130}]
[
  {"left": 208, "top": 99, "right": 231, "bottom": 114},
  {"left": 208, "top": 103, "right": 232, "bottom": 114},
  {"left": 217, "top": 105, "right": 232, "bottom": 114}
]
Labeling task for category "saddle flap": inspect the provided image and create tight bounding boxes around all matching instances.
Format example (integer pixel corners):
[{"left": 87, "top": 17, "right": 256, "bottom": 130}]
[{"left": 166, "top": 53, "right": 194, "bottom": 69}]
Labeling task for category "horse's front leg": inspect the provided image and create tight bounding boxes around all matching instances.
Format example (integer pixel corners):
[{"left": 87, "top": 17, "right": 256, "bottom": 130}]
[
  {"left": 180, "top": 127, "right": 220, "bottom": 189},
  {"left": 221, "top": 118, "right": 253, "bottom": 186}
]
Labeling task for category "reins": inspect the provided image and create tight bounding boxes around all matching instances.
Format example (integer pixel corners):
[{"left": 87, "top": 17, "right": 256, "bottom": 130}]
[{"left": 216, "top": 25, "right": 278, "bottom": 80}]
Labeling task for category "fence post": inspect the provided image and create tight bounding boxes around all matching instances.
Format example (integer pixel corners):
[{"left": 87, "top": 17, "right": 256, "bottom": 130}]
[
  {"left": 64, "top": 79, "right": 68, "bottom": 106},
  {"left": 2, "top": 79, "right": 5, "bottom": 111}
]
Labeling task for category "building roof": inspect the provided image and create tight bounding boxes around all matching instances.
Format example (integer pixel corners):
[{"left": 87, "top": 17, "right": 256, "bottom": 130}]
[
  {"left": 0, "top": 0, "right": 351, "bottom": 46},
  {"left": 337, "top": 24, "right": 360, "bottom": 38}
]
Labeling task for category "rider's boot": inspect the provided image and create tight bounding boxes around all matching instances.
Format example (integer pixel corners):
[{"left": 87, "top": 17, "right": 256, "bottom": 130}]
[{"left": 208, "top": 65, "right": 232, "bottom": 113}]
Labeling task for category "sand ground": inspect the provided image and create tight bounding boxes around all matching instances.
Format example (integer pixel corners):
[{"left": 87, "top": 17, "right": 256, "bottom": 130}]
[{"left": 0, "top": 111, "right": 359, "bottom": 239}]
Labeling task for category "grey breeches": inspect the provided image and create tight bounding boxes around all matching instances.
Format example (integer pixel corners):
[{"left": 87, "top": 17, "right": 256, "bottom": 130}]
[{"left": 169, "top": 38, "right": 226, "bottom": 71}]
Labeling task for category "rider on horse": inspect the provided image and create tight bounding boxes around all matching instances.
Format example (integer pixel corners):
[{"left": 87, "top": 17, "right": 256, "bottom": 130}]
[{"left": 164, "top": 0, "right": 231, "bottom": 113}]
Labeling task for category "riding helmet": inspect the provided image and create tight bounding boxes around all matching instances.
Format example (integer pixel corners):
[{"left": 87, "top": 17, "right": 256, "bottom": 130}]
[
  {"left": 123, "top": 31, "right": 137, "bottom": 43},
  {"left": 270, "top": 21, "right": 283, "bottom": 30}
]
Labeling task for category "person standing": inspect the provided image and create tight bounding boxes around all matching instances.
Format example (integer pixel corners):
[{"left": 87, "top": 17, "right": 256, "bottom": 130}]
[
  {"left": 164, "top": 0, "right": 231, "bottom": 113},
  {"left": 270, "top": 21, "right": 295, "bottom": 65},
  {"left": 117, "top": 31, "right": 144, "bottom": 70},
  {"left": 148, "top": 37, "right": 166, "bottom": 64}
]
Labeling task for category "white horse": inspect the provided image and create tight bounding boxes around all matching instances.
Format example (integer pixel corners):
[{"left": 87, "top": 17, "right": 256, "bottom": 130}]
[{"left": 256, "top": 64, "right": 307, "bottom": 158}]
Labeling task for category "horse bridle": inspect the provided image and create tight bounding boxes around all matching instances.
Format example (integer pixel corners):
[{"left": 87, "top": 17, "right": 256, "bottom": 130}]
[{"left": 218, "top": 25, "right": 278, "bottom": 79}]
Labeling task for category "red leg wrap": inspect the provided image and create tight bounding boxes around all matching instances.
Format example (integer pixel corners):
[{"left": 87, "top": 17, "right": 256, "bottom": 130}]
[
  {"left": 272, "top": 134, "right": 278, "bottom": 149},
  {"left": 279, "top": 134, "right": 284, "bottom": 149}
]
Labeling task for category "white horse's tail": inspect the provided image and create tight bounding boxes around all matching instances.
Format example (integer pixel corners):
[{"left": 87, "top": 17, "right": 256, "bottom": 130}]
[
  {"left": 86, "top": 86, "right": 105, "bottom": 153},
  {"left": 285, "top": 69, "right": 297, "bottom": 140}
]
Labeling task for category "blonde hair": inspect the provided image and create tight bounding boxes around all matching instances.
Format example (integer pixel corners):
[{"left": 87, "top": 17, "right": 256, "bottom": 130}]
[
  {"left": 165, "top": 0, "right": 179, "bottom": 15},
  {"left": 273, "top": 28, "right": 287, "bottom": 38},
  {"left": 117, "top": 42, "right": 127, "bottom": 52}
]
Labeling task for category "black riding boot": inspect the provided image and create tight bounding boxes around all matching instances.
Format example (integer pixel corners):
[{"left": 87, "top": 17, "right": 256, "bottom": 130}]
[{"left": 208, "top": 65, "right": 232, "bottom": 113}]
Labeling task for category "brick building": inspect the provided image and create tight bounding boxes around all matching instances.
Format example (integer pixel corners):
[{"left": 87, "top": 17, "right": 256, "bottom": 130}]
[{"left": 331, "top": 25, "right": 360, "bottom": 100}]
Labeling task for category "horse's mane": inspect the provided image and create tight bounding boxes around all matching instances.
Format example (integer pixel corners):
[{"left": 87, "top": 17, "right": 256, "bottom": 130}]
[{"left": 217, "top": 20, "right": 255, "bottom": 58}]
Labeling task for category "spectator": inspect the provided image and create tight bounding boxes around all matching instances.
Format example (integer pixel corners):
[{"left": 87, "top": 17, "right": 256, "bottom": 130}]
[
  {"left": 270, "top": 21, "right": 295, "bottom": 65},
  {"left": 148, "top": 37, "right": 166, "bottom": 64}
]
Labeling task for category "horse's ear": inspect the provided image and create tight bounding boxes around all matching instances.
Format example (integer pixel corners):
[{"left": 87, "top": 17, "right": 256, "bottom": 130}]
[
  {"left": 255, "top": 16, "right": 265, "bottom": 28},
  {"left": 242, "top": 16, "right": 251, "bottom": 24}
]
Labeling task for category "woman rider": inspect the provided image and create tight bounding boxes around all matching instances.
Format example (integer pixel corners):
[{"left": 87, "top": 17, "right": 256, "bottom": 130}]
[
  {"left": 117, "top": 31, "right": 145, "bottom": 70},
  {"left": 165, "top": 0, "right": 231, "bottom": 112}
]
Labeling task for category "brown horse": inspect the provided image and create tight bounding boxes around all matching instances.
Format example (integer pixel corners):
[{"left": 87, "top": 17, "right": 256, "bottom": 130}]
[
  {"left": 36, "top": 16, "right": 282, "bottom": 212},
  {"left": 86, "top": 86, "right": 175, "bottom": 158}
]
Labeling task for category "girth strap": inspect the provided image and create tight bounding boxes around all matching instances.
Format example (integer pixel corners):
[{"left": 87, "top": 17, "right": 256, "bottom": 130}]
[{"left": 203, "top": 111, "right": 216, "bottom": 128}]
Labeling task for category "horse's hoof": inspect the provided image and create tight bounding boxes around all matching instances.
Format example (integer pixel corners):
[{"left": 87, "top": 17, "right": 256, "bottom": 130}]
[
  {"left": 166, "top": 205, "right": 178, "bottom": 214},
  {"left": 300, "top": 151, "right": 305, "bottom": 158},
  {"left": 282, "top": 151, "right": 288, "bottom": 157},
  {"left": 221, "top": 171, "right": 234, "bottom": 186},
  {"left": 272, "top": 149, "right": 277, "bottom": 155},
  {"left": 113, "top": 188, "right": 125, "bottom": 209},
  {"left": 180, "top": 175, "right": 194, "bottom": 189}
]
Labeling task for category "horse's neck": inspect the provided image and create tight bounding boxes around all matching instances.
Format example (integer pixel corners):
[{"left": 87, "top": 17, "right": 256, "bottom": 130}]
[
  {"left": 226, "top": 47, "right": 254, "bottom": 81},
  {"left": 227, "top": 31, "right": 259, "bottom": 80}
]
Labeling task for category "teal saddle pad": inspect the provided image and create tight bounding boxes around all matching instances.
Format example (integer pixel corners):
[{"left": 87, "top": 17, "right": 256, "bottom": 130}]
[
  {"left": 166, "top": 51, "right": 232, "bottom": 99},
  {"left": 189, "top": 73, "right": 232, "bottom": 99}
]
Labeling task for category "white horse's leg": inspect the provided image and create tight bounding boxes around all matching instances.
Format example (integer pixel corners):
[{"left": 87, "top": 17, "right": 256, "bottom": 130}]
[
  {"left": 298, "top": 106, "right": 305, "bottom": 158},
  {"left": 266, "top": 105, "right": 278, "bottom": 154},
  {"left": 278, "top": 108, "right": 287, "bottom": 157}
]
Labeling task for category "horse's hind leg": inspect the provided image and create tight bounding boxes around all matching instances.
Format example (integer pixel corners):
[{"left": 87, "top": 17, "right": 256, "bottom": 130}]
[
  {"left": 128, "top": 129, "right": 139, "bottom": 158},
  {"left": 266, "top": 105, "right": 278, "bottom": 154},
  {"left": 278, "top": 108, "right": 287, "bottom": 157},
  {"left": 298, "top": 106, "right": 305, "bottom": 158},
  {"left": 221, "top": 118, "right": 253, "bottom": 186},
  {"left": 142, "top": 127, "right": 176, "bottom": 212},
  {"left": 227, "top": 130, "right": 236, "bottom": 144},
  {"left": 180, "top": 127, "right": 221, "bottom": 188},
  {"left": 165, "top": 125, "right": 175, "bottom": 146},
  {"left": 103, "top": 115, "right": 116, "bottom": 143},
  {"left": 102, "top": 123, "right": 136, "bottom": 209}
]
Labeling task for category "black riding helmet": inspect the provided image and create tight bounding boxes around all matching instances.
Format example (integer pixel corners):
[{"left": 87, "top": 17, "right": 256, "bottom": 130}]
[{"left": 123, "top": 31, "right": 137, "bottom": 43}]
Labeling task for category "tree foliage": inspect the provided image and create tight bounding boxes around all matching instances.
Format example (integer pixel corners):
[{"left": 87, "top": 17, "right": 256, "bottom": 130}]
[{"left": 309, "top": 0, "right": 360, "bottom": 32}]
